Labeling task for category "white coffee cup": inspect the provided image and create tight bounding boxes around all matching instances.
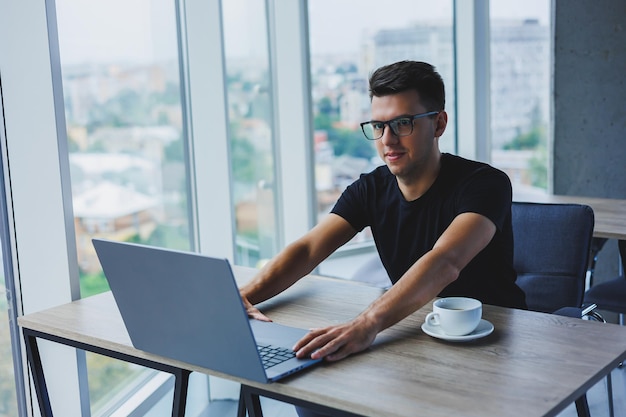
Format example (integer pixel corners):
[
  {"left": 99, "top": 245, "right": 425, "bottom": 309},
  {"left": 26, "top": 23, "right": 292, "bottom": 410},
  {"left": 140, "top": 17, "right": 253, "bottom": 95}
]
[{"left": 425, "top": 297, "right": 482, "bottom": 336}]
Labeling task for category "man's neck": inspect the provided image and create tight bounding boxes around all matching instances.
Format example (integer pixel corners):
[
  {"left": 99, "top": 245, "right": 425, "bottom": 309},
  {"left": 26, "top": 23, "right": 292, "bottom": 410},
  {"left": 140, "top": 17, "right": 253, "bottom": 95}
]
[{"left": 396, "top": 152, "right": 442, "bottom": 201}]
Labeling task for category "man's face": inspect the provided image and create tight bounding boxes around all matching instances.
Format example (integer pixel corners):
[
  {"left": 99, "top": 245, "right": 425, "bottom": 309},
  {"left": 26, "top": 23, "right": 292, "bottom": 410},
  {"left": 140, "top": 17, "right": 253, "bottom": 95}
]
[{"left": 371, "top": 90, "right": 446, "bottom": 183}]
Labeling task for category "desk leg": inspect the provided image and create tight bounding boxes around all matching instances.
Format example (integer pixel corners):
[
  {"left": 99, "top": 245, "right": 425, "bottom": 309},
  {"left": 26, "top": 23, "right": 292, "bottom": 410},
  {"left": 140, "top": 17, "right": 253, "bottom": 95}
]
[
  {"left": 575, "top": 395, "right": 591, "bottom": 417},
  {"left": 606, "top": 372, "right": 614, "bottom": 417},
  {"left": 237, "top": 387, "right": 246, "bottom": 417},
  {"left": 23, "top": 327, "right": 191, "bottom": 417},
  {"left": 23, "top": 328, "right": 54, "bottom": 417},
  {"left": 172, "top": 368, "right": 191, "bottom": 417},
  {"left": 239, "top": 385, "right": 264, "bottom": 417},
  {"left": 240, "top": 385, "right": 364, "bottom": 417}
]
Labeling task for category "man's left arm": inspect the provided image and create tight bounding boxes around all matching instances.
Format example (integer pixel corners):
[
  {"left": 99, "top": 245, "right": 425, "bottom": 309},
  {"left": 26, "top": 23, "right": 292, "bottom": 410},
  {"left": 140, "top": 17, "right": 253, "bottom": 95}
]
[{"left": 293, "top": 212, "right": 496, "bottom": 361}]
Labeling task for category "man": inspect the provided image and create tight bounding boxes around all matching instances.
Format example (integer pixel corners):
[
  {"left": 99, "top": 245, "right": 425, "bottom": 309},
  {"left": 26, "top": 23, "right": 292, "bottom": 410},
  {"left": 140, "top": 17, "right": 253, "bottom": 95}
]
[{"left": 241, "top": 59, "right": 526, "bottom": 368}]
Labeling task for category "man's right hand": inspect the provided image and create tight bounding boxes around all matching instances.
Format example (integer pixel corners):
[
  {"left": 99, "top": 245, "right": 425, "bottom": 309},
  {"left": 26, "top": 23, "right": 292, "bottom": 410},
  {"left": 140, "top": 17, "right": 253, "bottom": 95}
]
[{"left": 241, "top": 295, "right": 272, "bottom": 322}]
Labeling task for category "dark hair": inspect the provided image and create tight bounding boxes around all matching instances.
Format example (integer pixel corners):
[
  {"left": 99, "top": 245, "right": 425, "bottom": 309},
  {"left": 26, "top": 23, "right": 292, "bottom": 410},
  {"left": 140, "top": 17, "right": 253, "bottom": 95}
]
[{"left": 368, "top": 61, "right": 445, "bottom": 111}]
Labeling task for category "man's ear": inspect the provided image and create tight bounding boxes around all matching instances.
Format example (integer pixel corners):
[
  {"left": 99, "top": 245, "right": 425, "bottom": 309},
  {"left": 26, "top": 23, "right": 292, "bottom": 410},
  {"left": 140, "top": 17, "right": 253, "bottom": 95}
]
[{"left": 434, "top": 111, "right": 448, "bottom": 138}]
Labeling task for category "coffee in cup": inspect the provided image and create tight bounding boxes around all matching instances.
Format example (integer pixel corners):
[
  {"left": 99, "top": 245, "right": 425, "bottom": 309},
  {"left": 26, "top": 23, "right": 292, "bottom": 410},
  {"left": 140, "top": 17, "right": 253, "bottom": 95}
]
[{"left": 425, "top": 297, "right": 482, "bottom": 336}]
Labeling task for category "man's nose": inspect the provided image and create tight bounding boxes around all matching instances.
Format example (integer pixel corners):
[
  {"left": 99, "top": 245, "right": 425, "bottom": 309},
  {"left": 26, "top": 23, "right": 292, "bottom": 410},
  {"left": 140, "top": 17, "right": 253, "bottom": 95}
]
[{"left": 380, "top": 126, "right": 399, "bottom": 145}]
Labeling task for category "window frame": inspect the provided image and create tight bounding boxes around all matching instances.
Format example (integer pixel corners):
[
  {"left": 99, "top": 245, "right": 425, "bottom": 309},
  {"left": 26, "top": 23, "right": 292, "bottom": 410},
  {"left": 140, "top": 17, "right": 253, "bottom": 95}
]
[
  {"left": 0, "top": 0, "right": 86, "bottom": 414},
  {"left": 0, "top": 54, "right": 28, "bottom": 417},
  {"left": 182, "top": 0, "right": 236, "bottom": 260}
]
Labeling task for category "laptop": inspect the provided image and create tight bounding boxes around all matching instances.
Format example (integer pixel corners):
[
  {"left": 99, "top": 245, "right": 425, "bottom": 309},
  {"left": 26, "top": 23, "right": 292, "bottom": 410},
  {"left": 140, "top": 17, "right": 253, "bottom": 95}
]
[{"left": 92, "top": 238, "right": 321, "bottom": 383}]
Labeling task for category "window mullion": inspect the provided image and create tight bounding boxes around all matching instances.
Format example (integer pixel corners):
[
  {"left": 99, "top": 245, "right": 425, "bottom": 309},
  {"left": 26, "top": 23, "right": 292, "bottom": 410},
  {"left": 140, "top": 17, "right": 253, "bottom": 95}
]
[
  {"left": 184, "top": 0, "right": 235, "bottom": 260},
  {"left": 0, "top": 0, "right": 85, "bottom": 415},
  {"left": 268, "top": 0, "right": 316, "bottom": 247},
  {"left": 454, "top": 0, "right": 491, "bottom": 162}
]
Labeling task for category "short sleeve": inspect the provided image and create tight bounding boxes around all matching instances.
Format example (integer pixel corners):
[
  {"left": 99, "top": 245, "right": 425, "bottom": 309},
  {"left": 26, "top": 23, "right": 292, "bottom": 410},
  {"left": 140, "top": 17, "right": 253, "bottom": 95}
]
[
  {"left": 455, "top": 167, "right": 512, "bottom": 231},
  {"left": 330, "top": 176, "right": 371, "bottom": 233}
]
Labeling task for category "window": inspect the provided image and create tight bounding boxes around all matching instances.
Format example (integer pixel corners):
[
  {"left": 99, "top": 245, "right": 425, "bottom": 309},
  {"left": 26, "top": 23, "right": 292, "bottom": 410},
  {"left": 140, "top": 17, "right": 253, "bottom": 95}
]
[
  {"left": 489, "top": 1, "right": 550, "bottom": 198},
  {"left": 0, "top": 252, "right": 19, "bottom": 417},
  {"left": 0, "top": 1, "right": 558, "bottom": 415},
  {"left": 309, "top": 1, "right": 456, "bottom": 221},
  {"left": 55, "top": 0, "right": 193, "bottom": 412},
  {"left": 308, "top": 0, "right": 455, "bottom": 278},
  {"left": 0, "top": 66, "right": 24, "bottom": 417}
]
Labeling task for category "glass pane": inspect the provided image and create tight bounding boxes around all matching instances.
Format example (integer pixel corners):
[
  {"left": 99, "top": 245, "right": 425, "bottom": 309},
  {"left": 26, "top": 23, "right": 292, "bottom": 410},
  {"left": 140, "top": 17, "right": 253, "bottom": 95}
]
[
  {"left": 308, "top": 0, "right": 456, "bottom": 230},
  {"left": 490, "top": 1, "right": 550, "bottom": 198},
  {"left": 222, "top": 0, "right": 279, "bottom": 267},
  {"left": 55, "top": 0, "right": 192, "bottom": 413},
  {"left": 0, "top": 270, "right": 18, "bottom": 417},
  {"left": 1, "top": 57, "right": 22, "bottom": 417}
]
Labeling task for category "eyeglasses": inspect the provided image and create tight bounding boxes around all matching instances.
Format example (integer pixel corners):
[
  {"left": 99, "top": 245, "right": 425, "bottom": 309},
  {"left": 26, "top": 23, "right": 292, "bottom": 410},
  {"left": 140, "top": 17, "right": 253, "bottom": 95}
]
[{"left": 360, "top": 111, "right": 439, "bottom": 141}]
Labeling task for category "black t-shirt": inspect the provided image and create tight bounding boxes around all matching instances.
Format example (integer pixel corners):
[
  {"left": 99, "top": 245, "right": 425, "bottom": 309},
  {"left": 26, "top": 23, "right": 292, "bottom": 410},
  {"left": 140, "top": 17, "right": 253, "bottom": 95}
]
[{"left": 331, "top": 153, "right": 526, "bottom": 309}]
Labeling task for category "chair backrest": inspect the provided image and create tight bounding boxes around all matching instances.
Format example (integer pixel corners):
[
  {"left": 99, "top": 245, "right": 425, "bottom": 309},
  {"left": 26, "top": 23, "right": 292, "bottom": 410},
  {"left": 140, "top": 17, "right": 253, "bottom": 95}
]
[{"left": 512, "top": 202, "right": 594, "bottom": 313}]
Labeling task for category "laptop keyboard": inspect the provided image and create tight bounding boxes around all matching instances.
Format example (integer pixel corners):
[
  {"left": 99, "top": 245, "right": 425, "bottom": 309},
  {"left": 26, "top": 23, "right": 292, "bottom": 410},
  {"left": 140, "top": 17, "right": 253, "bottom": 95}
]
[{"left": 257, "top": 343, "right": 296, "bottom": 369}]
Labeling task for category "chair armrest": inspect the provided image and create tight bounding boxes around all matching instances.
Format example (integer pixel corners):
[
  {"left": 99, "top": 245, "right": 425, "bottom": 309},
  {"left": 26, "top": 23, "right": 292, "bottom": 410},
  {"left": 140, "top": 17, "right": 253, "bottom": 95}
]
[{"left": 552, "top": 304, "right": 605, "bottom": 322}]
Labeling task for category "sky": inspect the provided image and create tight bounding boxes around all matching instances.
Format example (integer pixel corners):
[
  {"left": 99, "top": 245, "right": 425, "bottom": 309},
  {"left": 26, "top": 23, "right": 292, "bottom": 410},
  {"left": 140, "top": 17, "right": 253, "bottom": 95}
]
[
  {"left": 55, "top": 0, "right": 177, "bottom": 65},
  {"left": 54, "top": 0, "right": 550, "bottom": 65}
]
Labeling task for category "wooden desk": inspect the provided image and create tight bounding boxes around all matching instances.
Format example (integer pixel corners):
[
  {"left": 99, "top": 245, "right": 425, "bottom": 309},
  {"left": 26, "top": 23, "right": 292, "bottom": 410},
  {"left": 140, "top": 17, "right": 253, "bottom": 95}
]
[
  {"left": 514, "top": 194, "right": 626, "bottom": 240},
  {"left": 19, "top": 267, "right": 626, "bottom": 417}
]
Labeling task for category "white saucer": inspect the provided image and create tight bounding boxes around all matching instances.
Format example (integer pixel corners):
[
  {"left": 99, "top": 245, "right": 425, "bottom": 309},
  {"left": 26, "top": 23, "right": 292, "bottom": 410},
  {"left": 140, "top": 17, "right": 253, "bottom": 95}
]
[{"left": 421, "top": 319, "right": 494, "bottom": 342}]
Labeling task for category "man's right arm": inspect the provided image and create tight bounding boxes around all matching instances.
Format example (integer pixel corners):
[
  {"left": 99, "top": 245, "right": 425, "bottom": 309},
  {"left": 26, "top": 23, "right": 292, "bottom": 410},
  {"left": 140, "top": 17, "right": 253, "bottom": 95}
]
[{"left": 240, "top": 213, "right": 357, "bottom": 320}]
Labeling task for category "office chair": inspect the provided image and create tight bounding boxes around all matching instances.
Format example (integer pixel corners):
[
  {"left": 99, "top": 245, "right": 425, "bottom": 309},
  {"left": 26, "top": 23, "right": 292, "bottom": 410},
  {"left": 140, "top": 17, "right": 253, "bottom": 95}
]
[
  {"left": 512, "top": 202, "right": 594, "bottom": 313},
  {"left": 584, "top": 239, "right": 626, "bottom": 324},
  {"left": 512, "top": 202, "right": 596, "bottom": 417}
]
